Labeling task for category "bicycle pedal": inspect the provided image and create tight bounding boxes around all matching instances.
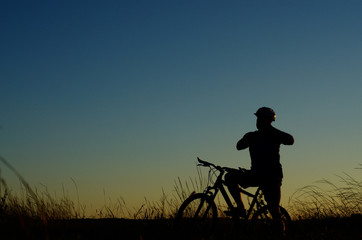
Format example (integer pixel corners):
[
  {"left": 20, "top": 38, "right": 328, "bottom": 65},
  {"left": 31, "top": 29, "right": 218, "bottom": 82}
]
[
  {"left": 223, "top": 210, "right": 233, "bottom": 216},
  {"left": 224, "top": 209, "right": 246, "bottom": 218}
]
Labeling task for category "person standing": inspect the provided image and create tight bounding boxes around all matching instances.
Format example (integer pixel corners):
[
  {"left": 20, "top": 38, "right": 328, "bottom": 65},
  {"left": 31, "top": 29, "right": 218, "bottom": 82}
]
[{"left": 225, "top": 107, "right": 294, "bottom": 219}]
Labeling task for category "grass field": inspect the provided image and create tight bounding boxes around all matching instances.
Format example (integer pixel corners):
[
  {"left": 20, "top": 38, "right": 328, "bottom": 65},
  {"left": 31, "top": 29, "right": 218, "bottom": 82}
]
[
  {"left": 1, "top": 157, "right": 361, "bottom": 239},
  {"left": 1, "top": 216, "right": 361, "bottom": 239}
]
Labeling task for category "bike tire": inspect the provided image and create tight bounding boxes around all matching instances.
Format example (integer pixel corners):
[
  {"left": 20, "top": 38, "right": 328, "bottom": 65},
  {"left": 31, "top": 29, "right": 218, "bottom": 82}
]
[
  {"left": 251, "top": 206, "right": 291, "bottom": 234},
  {"left": 175, "top": 193, "right": 218, "bottom": 229}
]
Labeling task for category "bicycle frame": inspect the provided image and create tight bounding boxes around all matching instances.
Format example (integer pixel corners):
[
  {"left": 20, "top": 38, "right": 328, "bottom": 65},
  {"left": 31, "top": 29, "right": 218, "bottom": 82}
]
[
  {"left": 199, "top": 159, "right": 266, "bottom": 220},
  {"left": 176, "top": 158, "right": 291, "bottom": 234}
]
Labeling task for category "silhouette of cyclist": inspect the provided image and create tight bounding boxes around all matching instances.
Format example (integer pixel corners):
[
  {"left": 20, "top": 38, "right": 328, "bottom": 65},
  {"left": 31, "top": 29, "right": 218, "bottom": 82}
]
[{"left": 225, "top": 107, "right": 294, "bottom": 219}]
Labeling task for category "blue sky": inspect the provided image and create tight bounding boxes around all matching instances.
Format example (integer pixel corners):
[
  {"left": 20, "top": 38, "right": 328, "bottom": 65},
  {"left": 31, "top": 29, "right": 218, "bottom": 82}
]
[{"left": 1, "top": 0, "right": 362, "bottom": 214}]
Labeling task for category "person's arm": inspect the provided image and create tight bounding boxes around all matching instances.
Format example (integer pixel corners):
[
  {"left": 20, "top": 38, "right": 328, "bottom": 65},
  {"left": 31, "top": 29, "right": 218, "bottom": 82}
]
[
  {"left": 236, "top": 132, "right": 251, "bottom": 150},
  {"left": 281, "top": 132, "right": 294, "bottom": 145}
]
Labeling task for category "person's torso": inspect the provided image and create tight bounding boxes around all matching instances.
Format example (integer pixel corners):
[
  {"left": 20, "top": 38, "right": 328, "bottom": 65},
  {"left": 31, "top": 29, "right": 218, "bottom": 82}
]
[{"left": 247, "top": 127, "right": 283, "bottom": 177}]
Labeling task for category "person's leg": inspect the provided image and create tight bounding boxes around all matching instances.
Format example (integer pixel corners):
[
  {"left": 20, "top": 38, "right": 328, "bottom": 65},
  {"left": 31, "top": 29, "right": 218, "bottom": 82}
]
[
  {"left": 262, "top": 178, "right": 285, "bottom": 234},
  {"left": 224, "top": 170, "right": 246, "bottom": 212},
  {"left": 262, "top": 178, "right": 282, "bottom": 219}
]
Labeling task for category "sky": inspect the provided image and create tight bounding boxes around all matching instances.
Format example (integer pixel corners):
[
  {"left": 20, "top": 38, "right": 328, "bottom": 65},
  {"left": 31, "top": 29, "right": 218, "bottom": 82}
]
[{"left": 1, "top": 0, "right": 362, "bottom": 216}]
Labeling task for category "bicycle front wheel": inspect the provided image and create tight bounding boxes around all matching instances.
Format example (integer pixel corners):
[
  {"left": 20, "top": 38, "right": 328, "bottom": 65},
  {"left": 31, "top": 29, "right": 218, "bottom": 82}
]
[{"left": 175, "top": 193, "right": 218, "bottom": 228}]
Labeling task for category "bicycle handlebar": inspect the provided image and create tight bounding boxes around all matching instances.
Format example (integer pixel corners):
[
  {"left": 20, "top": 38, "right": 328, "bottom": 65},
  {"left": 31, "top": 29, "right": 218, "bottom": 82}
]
[
  {"left": 197, "top": 157, "right": 223, "bottom": 171},
  {"left": 197, "top": 157, "right": 246, "bottom": 173}
]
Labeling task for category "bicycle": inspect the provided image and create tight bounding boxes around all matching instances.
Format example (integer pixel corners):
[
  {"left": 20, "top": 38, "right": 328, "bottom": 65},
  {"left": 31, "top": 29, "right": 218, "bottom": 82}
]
[{"left": 175, "top": 157, "right": 291, "bottom": 233}]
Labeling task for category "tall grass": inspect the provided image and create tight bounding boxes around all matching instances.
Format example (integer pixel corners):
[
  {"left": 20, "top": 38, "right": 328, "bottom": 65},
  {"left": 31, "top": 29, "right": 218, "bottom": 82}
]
[
  {"left": 174, "top": 166, "right": 206, "bottom": 203},
  {"left": 0, "top": 156, "right": 85, "bottom": 220},
  {"left": 2, "top": 154, "right": 360, "bottom": 222},
  {"left": 0, "top": 155, "right": 207, "bottom": 221},
  {"left": 95, "top": 190, "right": 178, "bottom": 219},
  {"left": 288, "top": 170, "right": 361, "bottom": 219}
]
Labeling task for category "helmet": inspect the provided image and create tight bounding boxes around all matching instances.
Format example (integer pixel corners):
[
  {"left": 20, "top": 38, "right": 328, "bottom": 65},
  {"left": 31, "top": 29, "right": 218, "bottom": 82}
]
[{"left": 254, "top": 107, "right": 276, "bottom": 121}]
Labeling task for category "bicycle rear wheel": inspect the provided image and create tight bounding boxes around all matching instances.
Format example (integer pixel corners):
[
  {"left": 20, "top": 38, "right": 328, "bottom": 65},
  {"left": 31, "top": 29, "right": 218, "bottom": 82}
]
[
  {"left": 251, "top": 206, "right": 291, "bottom": 235},
  {"left": 175, "top": 193, "right": 218, "bottom": 230}
]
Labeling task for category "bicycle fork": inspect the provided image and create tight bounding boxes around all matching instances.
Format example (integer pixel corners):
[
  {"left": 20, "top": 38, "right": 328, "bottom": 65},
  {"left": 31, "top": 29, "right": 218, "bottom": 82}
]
[{"left": 192, "top": 187, "right": 219, "bottom": 220}]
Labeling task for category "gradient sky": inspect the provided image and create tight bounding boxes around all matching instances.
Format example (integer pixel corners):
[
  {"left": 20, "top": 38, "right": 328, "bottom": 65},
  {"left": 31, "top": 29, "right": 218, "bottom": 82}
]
[{"left": 1, "top": 0, "right": 362, "bottom": 215}]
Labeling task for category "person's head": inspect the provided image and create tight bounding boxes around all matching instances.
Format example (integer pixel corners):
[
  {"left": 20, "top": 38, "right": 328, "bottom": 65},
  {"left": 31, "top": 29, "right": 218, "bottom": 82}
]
[{"left": 254, "top": 107, "right": 276, "bottom": 129}]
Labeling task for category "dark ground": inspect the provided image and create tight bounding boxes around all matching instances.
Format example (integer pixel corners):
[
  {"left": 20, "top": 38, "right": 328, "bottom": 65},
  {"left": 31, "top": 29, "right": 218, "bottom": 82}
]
[{"left": 1, "top": 215, "right": 361, "bottom": 240}]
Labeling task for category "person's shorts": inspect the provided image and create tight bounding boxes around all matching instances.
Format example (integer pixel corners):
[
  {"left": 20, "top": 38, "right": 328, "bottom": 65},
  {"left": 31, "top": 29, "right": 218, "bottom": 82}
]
[{"left": 225, "top": 168, "right": 282, "bottom": 189}]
